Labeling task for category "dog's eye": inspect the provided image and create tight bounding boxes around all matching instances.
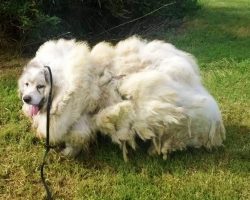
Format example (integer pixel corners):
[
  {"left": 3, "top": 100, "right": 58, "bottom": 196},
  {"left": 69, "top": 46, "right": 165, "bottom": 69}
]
[
  {"left": 37, "top": 85, "right": 45, "bottom": 89},
  {"left": 25, "top": 82, "right": 29, "bottom": 86}
]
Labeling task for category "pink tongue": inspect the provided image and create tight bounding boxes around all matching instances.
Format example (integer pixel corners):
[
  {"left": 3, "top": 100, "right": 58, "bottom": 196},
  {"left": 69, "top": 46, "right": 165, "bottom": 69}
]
[{"left": 29, "top": 105, "right": 39, "bottom": 117}]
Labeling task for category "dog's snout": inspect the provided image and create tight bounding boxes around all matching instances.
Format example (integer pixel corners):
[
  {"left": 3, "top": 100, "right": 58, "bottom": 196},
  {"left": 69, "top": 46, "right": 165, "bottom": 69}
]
[{"left": 23, "top": 95, "right": 32, "bottom": 103}]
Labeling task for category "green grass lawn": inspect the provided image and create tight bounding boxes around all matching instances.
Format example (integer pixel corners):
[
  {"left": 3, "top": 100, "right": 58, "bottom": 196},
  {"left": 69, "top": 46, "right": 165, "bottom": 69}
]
[{"left": 0, "top": 0, "right": 249, "bottom": 199}]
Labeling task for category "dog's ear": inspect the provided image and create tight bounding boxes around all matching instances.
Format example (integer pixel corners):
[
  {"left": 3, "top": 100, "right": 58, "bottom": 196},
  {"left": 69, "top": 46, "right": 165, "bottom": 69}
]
[
  {"left": 43, "top": 68, "right": 50, "bottom": 84},
  {"left": 17, "top": 77, "right": 23, "bottom": 98},
  {"left": 17, "top": 88, "right": 23, "bottom": 99}
]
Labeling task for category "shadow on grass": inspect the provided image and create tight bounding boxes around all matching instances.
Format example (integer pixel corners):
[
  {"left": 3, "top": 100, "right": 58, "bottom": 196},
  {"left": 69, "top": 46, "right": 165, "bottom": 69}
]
[{"left": 72, "top": 123, "right": 250, "bottom": 176}]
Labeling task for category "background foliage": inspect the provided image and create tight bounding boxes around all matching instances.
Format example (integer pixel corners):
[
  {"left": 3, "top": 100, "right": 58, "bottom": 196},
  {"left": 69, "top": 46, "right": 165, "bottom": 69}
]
[
  {"left": 0, "top": 0, "right": 249, "bottom": 199},
  {"left": 0, "top": 0, "right": 199, "bottom": 51}
]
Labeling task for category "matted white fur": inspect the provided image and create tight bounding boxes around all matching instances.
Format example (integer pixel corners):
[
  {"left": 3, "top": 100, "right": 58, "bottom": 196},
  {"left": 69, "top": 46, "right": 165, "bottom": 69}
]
[{"left": 18, "top": 36, "right": 225, "bottom": 160}]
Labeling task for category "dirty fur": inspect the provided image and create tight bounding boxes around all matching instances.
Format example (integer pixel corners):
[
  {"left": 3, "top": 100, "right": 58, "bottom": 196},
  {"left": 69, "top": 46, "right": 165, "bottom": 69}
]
[{"left": 18, "top": 36, "right": 225, "bottom": 160}]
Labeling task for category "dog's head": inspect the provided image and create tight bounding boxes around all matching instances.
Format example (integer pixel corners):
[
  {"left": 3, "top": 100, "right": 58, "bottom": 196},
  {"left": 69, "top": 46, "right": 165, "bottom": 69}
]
[{"left": 18, "top": 61, "right": 52, "bottom": 117}]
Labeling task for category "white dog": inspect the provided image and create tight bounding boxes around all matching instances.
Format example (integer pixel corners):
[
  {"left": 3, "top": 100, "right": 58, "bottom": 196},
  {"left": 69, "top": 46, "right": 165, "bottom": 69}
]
[{"left": 18, "top": 36, "right": 225, "bottom": 161}]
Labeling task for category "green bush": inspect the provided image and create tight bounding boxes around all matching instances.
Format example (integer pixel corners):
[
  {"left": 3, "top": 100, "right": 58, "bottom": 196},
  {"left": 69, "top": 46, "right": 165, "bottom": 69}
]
[
  {"left": 0, "top": 0, "right": 62, "bottom": 48},
  {"left": 0, "top": 0, "right": 199, "bottom": 51}
]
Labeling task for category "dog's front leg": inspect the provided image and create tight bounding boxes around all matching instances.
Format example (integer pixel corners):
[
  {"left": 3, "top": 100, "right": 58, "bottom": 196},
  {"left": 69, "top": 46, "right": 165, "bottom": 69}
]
[
  {"left": 61, "top": 143, "right": 82, "bottom": 157},
  {"left": 62, "top": 114, "right": 96, "bottom": 158}
]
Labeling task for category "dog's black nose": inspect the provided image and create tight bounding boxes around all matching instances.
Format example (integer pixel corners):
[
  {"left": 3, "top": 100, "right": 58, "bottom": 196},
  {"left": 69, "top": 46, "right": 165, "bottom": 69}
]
[{"left": 23, "top": 95, "right": 32, "bottom": 103}]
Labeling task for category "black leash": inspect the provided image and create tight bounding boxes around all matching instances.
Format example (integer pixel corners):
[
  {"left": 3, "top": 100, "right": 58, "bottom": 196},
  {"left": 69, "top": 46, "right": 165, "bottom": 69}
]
[{"left": 40, "top": 66, "right": 54, "bottom": 200}]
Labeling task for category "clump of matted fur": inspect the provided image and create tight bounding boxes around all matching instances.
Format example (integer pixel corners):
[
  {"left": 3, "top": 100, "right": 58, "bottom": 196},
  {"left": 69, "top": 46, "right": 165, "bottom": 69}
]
[{"left": 18, "top": 36, "right": 225, "bottom": 160}]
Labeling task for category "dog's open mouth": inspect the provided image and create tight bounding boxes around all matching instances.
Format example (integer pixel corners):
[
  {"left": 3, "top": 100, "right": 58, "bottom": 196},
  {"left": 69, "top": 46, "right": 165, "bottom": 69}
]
[
  {"left": 29, "top": 105, "right": 40, "bottom": 116},
  {"left": 27, "top": 98, "right": 45, "bottom": 117}
]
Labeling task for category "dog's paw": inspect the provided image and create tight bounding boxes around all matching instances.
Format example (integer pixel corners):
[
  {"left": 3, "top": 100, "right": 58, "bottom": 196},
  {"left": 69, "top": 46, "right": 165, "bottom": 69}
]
[{"left": 61, "top": 146, "right": 81, "bottom": 158}]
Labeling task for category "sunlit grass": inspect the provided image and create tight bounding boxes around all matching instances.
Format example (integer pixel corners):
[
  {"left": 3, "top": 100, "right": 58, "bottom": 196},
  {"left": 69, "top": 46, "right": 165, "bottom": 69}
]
[{"left": 0, "top": 0, "right": 249, "bottom": 199}]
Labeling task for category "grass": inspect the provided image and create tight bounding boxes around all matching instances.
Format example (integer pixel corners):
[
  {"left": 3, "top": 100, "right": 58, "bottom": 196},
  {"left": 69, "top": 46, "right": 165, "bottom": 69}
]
[{"left": 0, "top": 0, "right": 250, "bottom": 199}]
